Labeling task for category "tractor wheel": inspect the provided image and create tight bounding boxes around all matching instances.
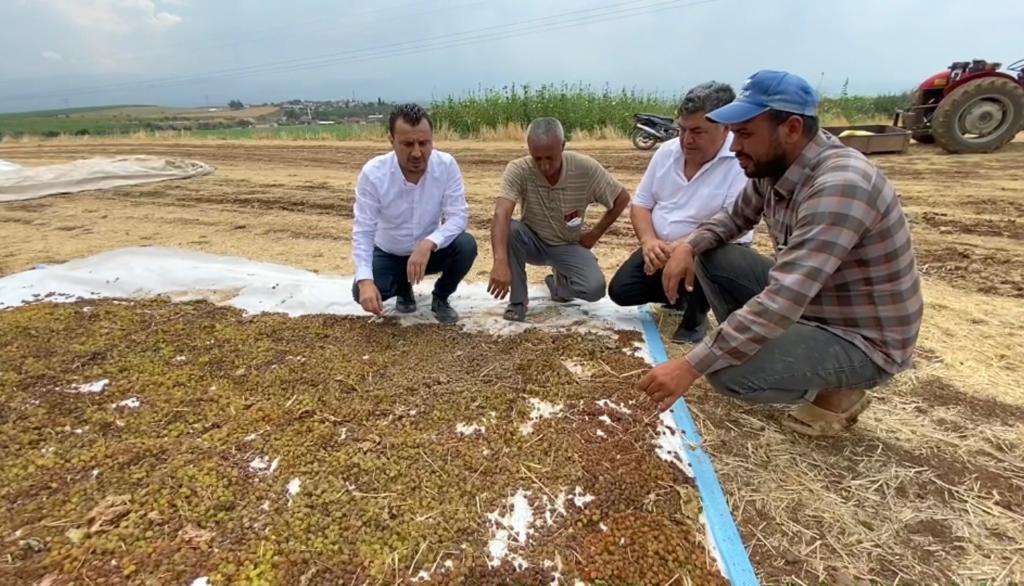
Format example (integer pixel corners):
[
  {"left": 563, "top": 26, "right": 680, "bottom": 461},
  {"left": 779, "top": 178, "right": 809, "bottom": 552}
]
[
  {"left": 912, "top": 131, "right": 935, "bottom": 144},
  {"left": 931, "top": 77, "right": 1024, "bottom": 154}
]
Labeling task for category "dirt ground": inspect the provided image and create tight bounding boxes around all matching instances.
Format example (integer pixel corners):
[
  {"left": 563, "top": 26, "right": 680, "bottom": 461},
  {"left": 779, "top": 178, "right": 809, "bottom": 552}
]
[{"left": 2, "top": 136, "right": 1024, "bottom": 584}]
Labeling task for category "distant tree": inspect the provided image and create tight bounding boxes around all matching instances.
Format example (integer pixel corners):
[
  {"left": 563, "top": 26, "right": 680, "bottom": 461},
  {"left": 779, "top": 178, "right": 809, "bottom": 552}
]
[{"left": 228, "top": 99, "right": 245, "bottom": 110}]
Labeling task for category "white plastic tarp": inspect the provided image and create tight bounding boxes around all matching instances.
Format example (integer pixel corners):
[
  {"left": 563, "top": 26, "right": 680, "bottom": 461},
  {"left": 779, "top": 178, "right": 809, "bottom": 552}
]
[
  {"left": 0, "top": 155, "right": 213, "bottom": 202},
  {"left": 0, "top": 247, "right": 737, "bottom": 581}
]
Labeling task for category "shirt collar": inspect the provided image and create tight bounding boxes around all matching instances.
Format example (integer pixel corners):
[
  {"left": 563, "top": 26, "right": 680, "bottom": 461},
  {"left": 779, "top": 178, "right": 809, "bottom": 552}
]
[
  {"left": 771, "top": 130, "right": 830, "bottom": 199},
  {"left": 391, "top": 150, "right": 433, "bottom": 184},
  {"left": 716, "top": 132, "right": 736, "bottom": 160}
]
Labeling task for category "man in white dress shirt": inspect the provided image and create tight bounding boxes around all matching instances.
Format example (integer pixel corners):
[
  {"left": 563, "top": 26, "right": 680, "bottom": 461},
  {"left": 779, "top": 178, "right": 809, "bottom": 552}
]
[
  {"left": 351, "top": 104, "right": 477, "bottom": 323},
  {"left": 609, "top": 82, "right": 752, "bottom": 343}
]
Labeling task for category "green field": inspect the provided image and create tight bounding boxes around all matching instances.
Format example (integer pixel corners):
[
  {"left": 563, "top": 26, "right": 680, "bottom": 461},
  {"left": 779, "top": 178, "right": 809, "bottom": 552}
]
[
  {"left": 0, "top": 105, "right": 149, "bottom": 119},
  {"left": 431, "top": 83, "right": 671, "bottom": 136},
  {"left": 431, "top": 84, "right": 907, "bottom": 137},
  {"left": 0, "top": 108, "right": 149, "bottom": 137},
  {"left": 1, "top": 86, "right": 908, "bottom": 140},
  {"left": 0, "top": 105, "right": 280, "bottom": 138}
]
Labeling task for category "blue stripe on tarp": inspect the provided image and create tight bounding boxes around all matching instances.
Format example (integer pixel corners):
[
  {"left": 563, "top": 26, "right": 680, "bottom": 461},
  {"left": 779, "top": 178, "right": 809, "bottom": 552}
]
[{"left": 639, "top": 306, "right": 759, "bottom": 586}]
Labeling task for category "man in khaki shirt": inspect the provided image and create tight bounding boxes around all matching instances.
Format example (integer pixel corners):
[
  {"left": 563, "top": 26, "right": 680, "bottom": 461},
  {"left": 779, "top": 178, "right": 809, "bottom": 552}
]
[{"left": 487, "top": 117, "right": 630, "bottom": 321}]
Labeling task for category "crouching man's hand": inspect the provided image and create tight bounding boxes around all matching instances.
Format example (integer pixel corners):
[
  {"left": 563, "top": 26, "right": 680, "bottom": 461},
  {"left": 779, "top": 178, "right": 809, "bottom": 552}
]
[
  {"left": 357, "top": 280, "right": 383, "bottom": 316},
  {"left": 638, "top": 358, "right": 701, "bottom": 412}
]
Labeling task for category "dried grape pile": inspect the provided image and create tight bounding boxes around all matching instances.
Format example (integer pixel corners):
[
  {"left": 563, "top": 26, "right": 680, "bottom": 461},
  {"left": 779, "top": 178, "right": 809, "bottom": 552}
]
[{"left": 0, "top": 299, "right": 725, "bottom": 585}]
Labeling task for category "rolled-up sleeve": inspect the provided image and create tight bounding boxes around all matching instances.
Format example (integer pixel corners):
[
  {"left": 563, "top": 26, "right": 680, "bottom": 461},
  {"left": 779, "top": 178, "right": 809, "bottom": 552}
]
[
  {"left": 352, "top": 170, "right": 380, "bottom": 283},
  {"left": 426, "top": 159, "right": 469, "bottom": 250}
]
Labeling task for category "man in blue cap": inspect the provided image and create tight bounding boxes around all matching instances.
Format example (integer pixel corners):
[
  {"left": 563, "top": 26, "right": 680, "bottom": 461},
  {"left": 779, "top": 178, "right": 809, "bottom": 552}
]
[{"left": 637, "top": 70, "right": 924, "bottom": 436}]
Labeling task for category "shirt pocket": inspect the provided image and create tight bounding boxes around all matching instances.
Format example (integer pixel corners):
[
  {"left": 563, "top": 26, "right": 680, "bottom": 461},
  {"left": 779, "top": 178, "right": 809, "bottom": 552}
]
[{"left": 561, "top": 206, "right": 586, "bottom": 233}]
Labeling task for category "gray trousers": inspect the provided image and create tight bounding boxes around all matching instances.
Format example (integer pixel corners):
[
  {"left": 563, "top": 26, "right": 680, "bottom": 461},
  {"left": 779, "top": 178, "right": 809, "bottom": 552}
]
[
  {"left": 699, "top": 244, "right": 891, "bottom": 404},
  {"left": 508, "top": 220, "right": 606, "bottom": 305}
]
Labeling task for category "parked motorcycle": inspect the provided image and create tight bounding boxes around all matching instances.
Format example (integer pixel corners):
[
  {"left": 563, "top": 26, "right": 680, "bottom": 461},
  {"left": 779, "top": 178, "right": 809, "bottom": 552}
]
[{"left": 631, "top": 113, "right": 678, "bottom": 150}]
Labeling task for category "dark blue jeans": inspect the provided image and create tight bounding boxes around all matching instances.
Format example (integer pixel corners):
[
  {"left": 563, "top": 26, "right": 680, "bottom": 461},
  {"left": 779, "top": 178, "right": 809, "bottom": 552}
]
[
  {"left": 608, "top": 247, "right": 710, "bottom": 329},
  {"left": 697, "top": 244, "right": 891, "bottom": 404},
  {"left": 351, "top": 232, "right": 478, "bottom": 302}
]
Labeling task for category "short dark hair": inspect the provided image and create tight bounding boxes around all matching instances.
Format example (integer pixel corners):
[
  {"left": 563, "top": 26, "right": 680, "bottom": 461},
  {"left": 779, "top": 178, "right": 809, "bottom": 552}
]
[
  {"left": 677, "top": 81, "right": 736, "bottom": 118},
  {"left": 765, "top": 109, "right": 819, "bottom": 139},
  {"left": 388, "top": 103, "right": 432, "bottom": 136}
]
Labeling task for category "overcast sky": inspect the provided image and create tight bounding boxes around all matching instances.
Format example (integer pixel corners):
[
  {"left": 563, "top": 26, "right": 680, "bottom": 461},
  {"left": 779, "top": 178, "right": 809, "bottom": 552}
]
[{"left": 1, "top": 0, "right": 1022, "bottom": 112}]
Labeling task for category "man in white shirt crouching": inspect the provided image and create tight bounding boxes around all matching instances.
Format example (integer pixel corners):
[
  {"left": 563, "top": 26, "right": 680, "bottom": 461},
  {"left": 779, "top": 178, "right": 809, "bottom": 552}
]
[
  {"left": 609, "top": 82, "right": 752, "bottom": 343},
  {"left": 351, "top": 104, "right": 477, "bottom": 324}
]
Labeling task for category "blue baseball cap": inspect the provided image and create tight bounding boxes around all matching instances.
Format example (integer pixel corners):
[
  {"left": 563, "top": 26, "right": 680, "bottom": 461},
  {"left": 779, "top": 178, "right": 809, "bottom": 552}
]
[{"left": 707, "top": 70, "right": 819, "bottom": 124}]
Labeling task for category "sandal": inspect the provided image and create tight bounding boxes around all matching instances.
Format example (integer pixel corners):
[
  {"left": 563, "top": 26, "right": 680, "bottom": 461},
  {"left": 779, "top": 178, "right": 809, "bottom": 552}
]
[
  {"left": 503, "top": 303, "right": 527, "bottom": 322},
  {"left": 783, "top": 390, "right": 871, "bottom": 437}
]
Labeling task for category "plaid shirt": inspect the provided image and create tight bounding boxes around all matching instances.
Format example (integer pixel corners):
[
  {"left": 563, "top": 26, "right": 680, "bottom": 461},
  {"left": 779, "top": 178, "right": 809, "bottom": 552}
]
[{"left": 685, "top": 131, "right": 923, "bottom": 376}]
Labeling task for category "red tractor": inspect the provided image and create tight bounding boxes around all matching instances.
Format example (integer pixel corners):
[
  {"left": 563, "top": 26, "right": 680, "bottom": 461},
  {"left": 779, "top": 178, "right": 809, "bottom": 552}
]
[{"left": 896, "top": 59, "right": 1024, "bottom": 153}]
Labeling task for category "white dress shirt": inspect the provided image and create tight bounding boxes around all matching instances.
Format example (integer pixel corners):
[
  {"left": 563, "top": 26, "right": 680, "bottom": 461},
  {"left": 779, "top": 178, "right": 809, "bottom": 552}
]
[
  {"left": 352, "top": 150, "right": 469, "bottom": 282},
  {"left": 632, "top": 135, "right": 752, "bottom": 244}
]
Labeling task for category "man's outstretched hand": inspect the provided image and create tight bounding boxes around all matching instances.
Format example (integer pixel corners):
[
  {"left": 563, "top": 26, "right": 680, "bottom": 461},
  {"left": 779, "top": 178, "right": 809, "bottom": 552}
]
[
  {"left": 487, "top": 260, "right": 512, "bottom": 300},
  {"left": 357, "top": 280, "right": 383, "bottom": 316},
  {"left": 637, "top": 358, "right": 701, "bottom": 412}
]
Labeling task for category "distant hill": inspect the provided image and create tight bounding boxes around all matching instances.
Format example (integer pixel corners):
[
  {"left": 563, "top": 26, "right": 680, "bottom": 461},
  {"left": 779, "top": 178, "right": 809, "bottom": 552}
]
[{"left": 0, "top": 105, "right": 281, "bottom": 137}]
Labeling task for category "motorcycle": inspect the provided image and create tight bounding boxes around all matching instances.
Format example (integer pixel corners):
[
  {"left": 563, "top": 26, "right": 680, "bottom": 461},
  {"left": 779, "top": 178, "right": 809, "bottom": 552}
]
[{"left": 630, "top": 113, "right": 678, "bottom": 150}]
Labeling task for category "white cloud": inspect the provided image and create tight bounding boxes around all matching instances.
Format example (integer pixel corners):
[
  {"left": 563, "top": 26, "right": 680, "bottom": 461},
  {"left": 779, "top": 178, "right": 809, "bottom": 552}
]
[
  {"left": 161, "top": 0, "right": 189, "bottom": 6},
  {"left": 37, "top": 0, "right": 183, "bottom": 33},
  {"left": 153, "top": 11, "right": 181, "bottom": 26},
  {"left": 41, "top": 50, "right": 64, "bottom": 62}
]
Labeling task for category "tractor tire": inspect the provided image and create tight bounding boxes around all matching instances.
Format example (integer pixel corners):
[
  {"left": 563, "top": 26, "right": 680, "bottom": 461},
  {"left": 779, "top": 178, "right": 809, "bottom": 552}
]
[
  {"left": 931, "top": 77, "right": 1024, "bottom": 154},
  {"left": 912, "top": 131, "right": 935, "bottom": 144},
  {"left": 630, "top": 128, "right": 658, "bottom": 150}
]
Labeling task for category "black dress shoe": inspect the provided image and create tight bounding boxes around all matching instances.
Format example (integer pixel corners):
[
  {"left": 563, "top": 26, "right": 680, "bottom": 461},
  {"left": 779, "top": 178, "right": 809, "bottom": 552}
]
[
  {"left": 395, "top": 288, "right": 417, "bottom": 314},
  {"left": 671, "top": 319, "right": 707, "bottom": 344},
  {"left": 431, "top": 296, "right": 459, "bottom": 324}
]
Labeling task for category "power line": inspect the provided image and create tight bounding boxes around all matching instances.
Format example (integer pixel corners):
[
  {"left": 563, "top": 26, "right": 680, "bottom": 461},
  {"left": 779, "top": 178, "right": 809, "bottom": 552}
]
[
  {"left": 13, "top": 0, "right": 671, "bottom": 99},
  {"left": 3, "top": 0, "right": 721, "bottom": 103},
  {"left": 92, "top": 0, "right": 491, "bottom": 67}
]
